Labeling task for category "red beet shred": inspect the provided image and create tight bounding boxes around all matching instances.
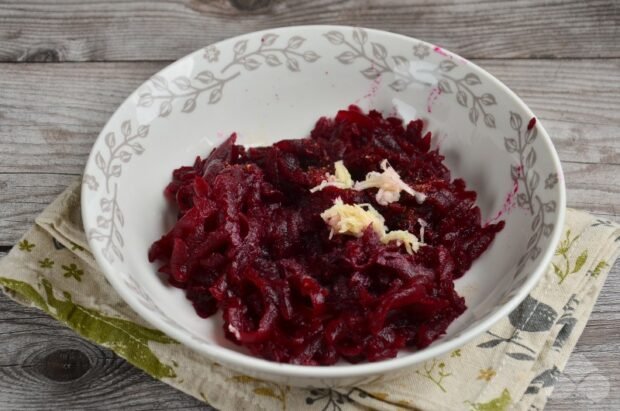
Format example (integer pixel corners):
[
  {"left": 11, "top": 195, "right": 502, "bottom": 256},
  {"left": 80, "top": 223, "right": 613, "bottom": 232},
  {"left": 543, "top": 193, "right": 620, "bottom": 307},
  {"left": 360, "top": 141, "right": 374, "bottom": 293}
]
[{"left": 148, "top": 106, "right": 504, "bottom": 365}]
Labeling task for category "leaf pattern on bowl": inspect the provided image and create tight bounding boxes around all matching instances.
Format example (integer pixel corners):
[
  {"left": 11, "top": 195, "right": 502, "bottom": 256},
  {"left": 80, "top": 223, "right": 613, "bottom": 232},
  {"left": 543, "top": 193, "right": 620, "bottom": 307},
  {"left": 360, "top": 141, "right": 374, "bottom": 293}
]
[
  {"left": 325, "top": 28, "right": 498, "bottom": 128},
  {"left": 87, "top": 183, "right": 124, "bottom": 262},
  {"left": 87, "top": 120, "right": 150, "bottom": 263},
  {"left": 434, "top": 69, "right": 497, "bottom": 128},
  {"left": 507, "top": 112, "right": 556, "bottom": 278},
  {"left": 137, "top": 33, "right": 321, "bottom": 118},
  {"left": 324, "top": 28, "right": 433, "bottom": 90},
  {"left": 221, "top": 33, "right": 320, "bottom": 73},
  {"left": 140, "top": 71, "right": 241, "bottom": 117}
]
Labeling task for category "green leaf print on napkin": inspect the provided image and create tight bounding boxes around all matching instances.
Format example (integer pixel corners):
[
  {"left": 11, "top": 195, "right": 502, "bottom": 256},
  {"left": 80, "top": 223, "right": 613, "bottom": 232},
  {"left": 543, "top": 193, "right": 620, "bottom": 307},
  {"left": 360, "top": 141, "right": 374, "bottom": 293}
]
[
  {"left": 1, "top": 276, "right": 178, "bottom": 380},
  {"left": 229, "top": 375, "right": 289, "bottom": 410},
  {"left": 466, "top": 388, "right": 511, "bottom": 411},
  {"left": 552, "top": 229, "right": 588, "bottom": 284},
  {"left": 38, "top": 278, "right": 178, "bottom": 379},
  {"left": 415, "top": 358, "right": 452, "bottom": 392},
  {"left": 0, "top": 277, "right": 48, "bottom": 311}
]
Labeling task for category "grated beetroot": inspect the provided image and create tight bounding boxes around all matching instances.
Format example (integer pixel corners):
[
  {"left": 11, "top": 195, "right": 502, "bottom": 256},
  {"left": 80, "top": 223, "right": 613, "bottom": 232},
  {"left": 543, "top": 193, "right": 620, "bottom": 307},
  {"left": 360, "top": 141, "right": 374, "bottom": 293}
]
[{"left": 148, "top": 106, "right": 504, "bottom": 365}]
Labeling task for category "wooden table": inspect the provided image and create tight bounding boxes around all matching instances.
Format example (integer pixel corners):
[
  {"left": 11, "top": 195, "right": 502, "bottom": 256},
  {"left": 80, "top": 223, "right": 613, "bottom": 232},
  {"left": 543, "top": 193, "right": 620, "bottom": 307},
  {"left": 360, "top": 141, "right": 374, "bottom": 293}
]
[{"left": 0, "top": 1, "right": 618, "bottom": 409}]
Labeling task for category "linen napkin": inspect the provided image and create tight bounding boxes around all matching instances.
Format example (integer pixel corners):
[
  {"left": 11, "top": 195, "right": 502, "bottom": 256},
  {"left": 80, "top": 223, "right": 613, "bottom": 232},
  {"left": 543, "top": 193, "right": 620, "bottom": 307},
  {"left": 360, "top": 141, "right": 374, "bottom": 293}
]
[{"left": 1, "top": 179, "right": 618, "bottom": 411}]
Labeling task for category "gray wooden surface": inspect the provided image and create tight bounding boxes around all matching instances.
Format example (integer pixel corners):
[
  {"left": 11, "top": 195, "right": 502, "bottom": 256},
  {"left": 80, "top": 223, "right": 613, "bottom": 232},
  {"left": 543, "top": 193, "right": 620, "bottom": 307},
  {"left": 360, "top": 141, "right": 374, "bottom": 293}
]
[{"left": 0, "top": 1, "right": 618, "bottom": 410}]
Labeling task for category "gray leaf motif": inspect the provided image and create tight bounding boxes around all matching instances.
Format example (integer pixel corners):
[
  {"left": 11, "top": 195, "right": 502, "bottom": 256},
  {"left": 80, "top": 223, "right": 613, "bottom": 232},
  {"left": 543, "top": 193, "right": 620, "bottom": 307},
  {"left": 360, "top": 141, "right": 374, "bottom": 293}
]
[
  {"left": 526, "top": 148, "right": 537, "bottom": 169},
  {"left": 143, "top": 70, "right": 240, "bottom": 116},
  {"left": 195, "top": 70, "right": 214, "bottom": 84},
  {"left": 173, "top": 76, "right": 191, "bottom": 90},
  {"left": 438, "top": 79, "right": 452, "bottom": 93},
  {"left": 287, "top": 36, "right": 305, "bottom": 50},
  {"left": 480, "top": 93, "right": 496, "bottom": 106},
  {"left": 221, "top": 34, "right": 319, "bottom": 75},
  {"left": 303, "top": 51, "right": 320, "bottom": 62},
  {"left": 528, "top": 170, "right": 540, "bottom": 192},
  {"left": 371, "top": 42, "right": 387, "bottom": 60},
  {"left": 484, "top": 113, "right": 496, "bottom": 128},
  {"left": 464, "top": 73, "right": 481, "bottom": 85},
  {"left": 389, "top": 79, "right": 408, "bottom": 92},
  {"left": 324, "top": 31, "right": 345, "bottom": 45},
  {"left": 439, "top": 60, "right": 457, "bottom": 72},
  {"left": 105, "top": 132, "right": 115, "bottom": 148},
  {"left": 525, "top": 125, "right": 538, "bottom": 144},
  {"left": 352, "top": 28, "right": 368, "bottom": 45},
  {"left": 392, "top": 55, "right": 409, "bottom": 67},
  {"left": 456, "top": 90, "right": 468, "bottom": 107},
  {"left": 87, "top": 120, "right": 151, "bottom": 263},
  {"left": 469, "top": 106, "right": 479, "bottom": 124},
  {"left": 553, "top": 294, "right": 580, "bottom": 349},
  {"left": 88, "top": 185, "right": 125, "bottom": 263},
  {"left": 233, "top": 39, "right": 248, "bottom": 56},
  {"left": 261, "top": 33, "right": 278, "bottom": 47},
  {"left": 305, "top": 388, "right": 351, "bottom": 410},
  {"left": 552, "top": 316, "right": 578, "bottom": 349},
  {"left": 326, "top": 29, "right": 433, "bottom": 91},
  {"left": 525, "top": 366, "right": 561, "bottom": 394},
  {"left": 510, "top": 111, "right": 523, "bottom": 130},
  {"left": 52, "top": 238, "right": 66, "bottom": 250},
  {"left": 361, "top": 66, "right": 381, "bottom": 79},
  {"left": 506, "top": 352, "right": 536, "bottom": 361},
  {"left": 286, "top": 57, "right": 300, "bottom": 72},
  {"left": 509, "top": 295, "right": 558, "bottom": 332},
  {"left": 265, "top": 54, "right": 282, "bottom": 66},
  {"left": 336, "top": 51, "right": 357, "bottom": 64}
]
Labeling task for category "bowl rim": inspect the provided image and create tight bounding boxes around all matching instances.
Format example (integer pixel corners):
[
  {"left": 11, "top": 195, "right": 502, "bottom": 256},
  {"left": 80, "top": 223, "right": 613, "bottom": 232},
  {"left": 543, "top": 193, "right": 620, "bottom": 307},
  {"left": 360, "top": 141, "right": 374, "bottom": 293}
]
[{"left": 82, "top": 24, "right": 566, "bottom": 379}]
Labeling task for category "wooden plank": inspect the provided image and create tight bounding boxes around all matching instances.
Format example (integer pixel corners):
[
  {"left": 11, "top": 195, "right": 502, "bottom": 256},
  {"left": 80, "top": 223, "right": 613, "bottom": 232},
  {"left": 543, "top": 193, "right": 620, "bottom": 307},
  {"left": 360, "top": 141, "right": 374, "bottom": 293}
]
[
  {"left": 0, "top": 62, "right": 165, "bottom": 174},
  {"left": 0, "top": 256, "right": 618, "bottom": 409},
  {"left": 0, "top": 59, "right": 618, "bottom": 175},
  {"left": 0, "top": 174, "right": 77, "bottom": 246},
  {"left": 0, "top": 289, "right": 210, "bottom": 410},
  {"left": 563, "top": 162, "right": 620, "bottom": 219},
  {"left": 0, "top": 0, "right": 618, "bottom": 62}
]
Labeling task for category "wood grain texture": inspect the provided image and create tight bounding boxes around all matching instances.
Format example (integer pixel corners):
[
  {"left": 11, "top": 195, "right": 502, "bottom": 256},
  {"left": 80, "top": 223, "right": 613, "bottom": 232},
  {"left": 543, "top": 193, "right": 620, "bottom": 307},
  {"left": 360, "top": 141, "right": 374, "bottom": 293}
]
[
  {"left": 0, "top": 286, "right": 211, "bottom": 410},
  {"left": 0, "top": 0, "right": 618, "bottom": 62},
  {"left": 0, "top": 174, "right": 77, "bottom": 245}
]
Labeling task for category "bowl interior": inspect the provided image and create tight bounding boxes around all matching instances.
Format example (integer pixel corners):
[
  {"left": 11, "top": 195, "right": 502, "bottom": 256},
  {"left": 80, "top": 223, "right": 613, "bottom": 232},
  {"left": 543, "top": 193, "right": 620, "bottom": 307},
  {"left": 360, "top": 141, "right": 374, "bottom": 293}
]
[{"left": 82, "top": 26, "right": 564, "bottom": 380}]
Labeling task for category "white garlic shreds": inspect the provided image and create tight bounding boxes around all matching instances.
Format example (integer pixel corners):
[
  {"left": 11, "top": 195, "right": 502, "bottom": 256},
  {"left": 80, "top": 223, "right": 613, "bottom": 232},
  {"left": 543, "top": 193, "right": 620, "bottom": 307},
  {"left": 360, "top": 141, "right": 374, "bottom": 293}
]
[
  {"left": 317, "top": 160, "right": 427, "bottom": 254},
  {"left": 381, "top": 230, "right": 422, "bottom": 255},
  {"left": 320, "top": 197, "right": 385, "bottom": 239},
  {"left": 417, "top": 218, "right": 428, "bottom": 243},
  {"left": 354, "top": 159, "right": 426, "bottom": 206},
  {"left": 310, "top": 161, "right": 354, "bottom": 193},
  {"left": 321, "top": 198, "right": 424, "bottom": 254}
]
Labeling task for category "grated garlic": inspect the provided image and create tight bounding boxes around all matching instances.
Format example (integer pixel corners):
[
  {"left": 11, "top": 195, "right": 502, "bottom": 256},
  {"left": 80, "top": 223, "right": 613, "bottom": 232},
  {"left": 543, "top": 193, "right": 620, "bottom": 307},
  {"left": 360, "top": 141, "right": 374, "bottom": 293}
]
[
  {"left": 310, "top": 160, "right": 354, "bottom": 193},
  {"left": 354, "top": 159, "right": 426, "bottom": 206},
  {"left": 321, "top": 197, "right": 424, "bottom": 254},
  {"left": 381, "top": 230, "right": 422, "bottom": 254},
  {"left": 417, "top": 218, "right": 428, "bottom": 243},
  {"left": 320, "top": 197, "right": 385, "bottom": 239}
]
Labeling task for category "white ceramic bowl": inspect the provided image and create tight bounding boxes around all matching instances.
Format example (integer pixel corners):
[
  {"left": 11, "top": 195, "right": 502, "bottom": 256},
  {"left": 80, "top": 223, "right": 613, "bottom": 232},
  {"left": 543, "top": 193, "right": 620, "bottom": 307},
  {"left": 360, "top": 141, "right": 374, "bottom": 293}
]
[{"left": 82, "top": 26, "right": 565, "bottom": 387}]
